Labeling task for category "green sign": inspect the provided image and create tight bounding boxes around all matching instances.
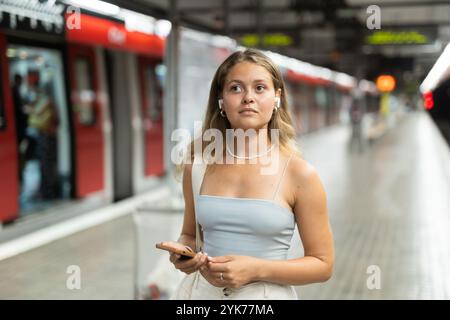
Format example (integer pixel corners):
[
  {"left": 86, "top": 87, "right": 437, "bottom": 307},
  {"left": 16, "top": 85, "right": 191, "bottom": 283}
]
[
  {"left": 366, "top": 31, "right": 429, "bottom": 45},
  {"left": 240, "top": 33, "right": 294, "bottom": 47}
]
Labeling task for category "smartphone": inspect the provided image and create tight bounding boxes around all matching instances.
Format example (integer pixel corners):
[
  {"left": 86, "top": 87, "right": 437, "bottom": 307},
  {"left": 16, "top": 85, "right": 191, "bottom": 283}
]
[{"left": 155, "top": 242, "right": 196, "bottom": 260}]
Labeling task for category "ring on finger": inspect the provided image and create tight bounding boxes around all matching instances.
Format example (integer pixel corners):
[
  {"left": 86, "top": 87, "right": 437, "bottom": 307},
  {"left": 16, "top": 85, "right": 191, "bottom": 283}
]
[{"left": 220, "top": 272, "right": 224, "bottom": 281}]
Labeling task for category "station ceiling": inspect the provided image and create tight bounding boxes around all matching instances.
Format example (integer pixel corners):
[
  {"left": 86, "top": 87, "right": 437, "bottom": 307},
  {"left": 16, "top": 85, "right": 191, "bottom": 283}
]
[{"left": 107, "top": 0, "right": 450, "bottom": 81}]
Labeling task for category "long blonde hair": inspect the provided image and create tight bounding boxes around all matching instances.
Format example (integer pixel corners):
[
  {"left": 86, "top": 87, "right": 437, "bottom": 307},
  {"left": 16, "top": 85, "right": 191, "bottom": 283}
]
[{"left": 174, "top": 48, "right": 300, "bottom": 180}]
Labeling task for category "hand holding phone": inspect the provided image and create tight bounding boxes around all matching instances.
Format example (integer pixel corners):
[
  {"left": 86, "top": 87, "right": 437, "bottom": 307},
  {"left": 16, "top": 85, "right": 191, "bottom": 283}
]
[{"left": 155, "top": 242, "right": 196, "bottom": 260}]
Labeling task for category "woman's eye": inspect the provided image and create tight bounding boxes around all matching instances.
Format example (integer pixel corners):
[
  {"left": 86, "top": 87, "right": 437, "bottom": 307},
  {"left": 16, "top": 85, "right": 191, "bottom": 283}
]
[
  {"left": 230, "top": 85, "right": 242, "bottom": 92},
  {"left": 256, "top": 85, "right": 265, "bottom": 92}
]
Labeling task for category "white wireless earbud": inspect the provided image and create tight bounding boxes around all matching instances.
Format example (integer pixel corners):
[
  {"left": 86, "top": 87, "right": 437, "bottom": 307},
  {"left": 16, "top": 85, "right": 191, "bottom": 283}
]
[
  {"left": 275, "top": 97, "right": 280, "bottom": 109},
  {"left": 218, "top": 99, "right": 226, "bottom": 117}
]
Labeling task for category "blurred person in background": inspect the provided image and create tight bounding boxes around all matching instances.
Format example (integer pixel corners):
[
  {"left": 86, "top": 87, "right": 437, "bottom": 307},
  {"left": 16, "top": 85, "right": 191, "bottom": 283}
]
[
  {"left": 28, "top": 82, "right": 60, "bottom": 200},
  {"left": 12, "top": 74, "right": 29, "bottom": 185},
  {"left": 349, "top": 86, "right": 365, "bottom": 152}
]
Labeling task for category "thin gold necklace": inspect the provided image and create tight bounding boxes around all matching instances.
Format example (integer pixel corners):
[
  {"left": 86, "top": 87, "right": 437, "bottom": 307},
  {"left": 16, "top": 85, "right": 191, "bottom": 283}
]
[{"left": 226, "top": 143, "right": 275, "bottom": 160}]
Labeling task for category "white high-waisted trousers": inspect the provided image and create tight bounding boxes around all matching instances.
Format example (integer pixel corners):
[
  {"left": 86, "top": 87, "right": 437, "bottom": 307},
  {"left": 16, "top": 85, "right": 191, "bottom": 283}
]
[{"left": 171, "top": 271, "right": 298, "bottom": 300}]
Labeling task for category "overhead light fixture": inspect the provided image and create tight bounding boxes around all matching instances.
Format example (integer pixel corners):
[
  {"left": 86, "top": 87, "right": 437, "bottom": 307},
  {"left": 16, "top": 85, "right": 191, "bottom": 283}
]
[
  {"left": 67, "top": 0, "right": 120, "bottom": 16},
  {"left": 154, "top": 19, "right": 172, "bottom": 38},
  {"left": 420, "top": 42, "right": 450, "bottom": 93},
  {"left": 121, "top": 9, "right": 155, "bottom": 34}
]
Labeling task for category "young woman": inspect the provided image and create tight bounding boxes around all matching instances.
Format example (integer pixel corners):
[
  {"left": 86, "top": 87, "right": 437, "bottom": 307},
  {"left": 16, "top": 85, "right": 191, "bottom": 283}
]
[{"left": 169, "top": 49, "right": 334, "bottom": 299}]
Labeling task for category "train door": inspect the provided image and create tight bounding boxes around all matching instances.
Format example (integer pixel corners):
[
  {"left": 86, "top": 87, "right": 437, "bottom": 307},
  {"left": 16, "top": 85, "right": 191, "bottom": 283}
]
[
  {"left": 65, "top": 11, "right": 165, "bottom": 199},
  {"left": 105, "top": 50, "right": 133, "bottom": 201},
  {"left": 137, "top": 57, "right": 165, "bottom": 177},
  {"left": 286, "top": 82, "right": 305, "bottom": 135},
  {"left": 297, "top": 84, "right": 310, "bottom": 134},
  {"left": 105, "top": 52, "right": 165, "bottom": 201},
  {"left": 0, "top": 33, "right": 19, "bottom": 222},
  {"left": 68, "top": 45, "right": 104, "bottom": 197},
  {"left": 7, "top": 44, "right": 73, "bottom": 215},
  {"left": 315, "top": 86, "right": 328, "bottom": 130},
  {"left": 304, "top": 84, "right": 319, "bottom": 132}
]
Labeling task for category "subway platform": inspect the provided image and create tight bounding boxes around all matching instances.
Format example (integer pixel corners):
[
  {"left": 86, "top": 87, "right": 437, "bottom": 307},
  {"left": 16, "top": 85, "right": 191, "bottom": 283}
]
[{"left": 0, "top": 111, "right": 449, "bottom": 299}]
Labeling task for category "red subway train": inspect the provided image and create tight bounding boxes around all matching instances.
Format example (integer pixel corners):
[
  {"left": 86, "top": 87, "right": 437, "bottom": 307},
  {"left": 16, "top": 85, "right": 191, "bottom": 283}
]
[{"left": 1, "top": 5, "right": 165, "bottom": 223}]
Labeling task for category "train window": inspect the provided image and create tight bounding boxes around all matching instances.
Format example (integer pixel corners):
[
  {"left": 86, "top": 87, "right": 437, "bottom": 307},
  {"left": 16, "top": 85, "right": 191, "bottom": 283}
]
[
  {"left": 315, "top": 87, "right": 328, "bottom": 108},
  {"left": 0, "top": 63, "right": 5, "bottom": 130},
  {"left": 143, "top": 63, "right": 164, "bottom": 122},
  {"left": 75, "top": 57, "right": 96, "bottom": 126},
  {"left": 154, "top": 63, "right": 165, "bottom": 121}
]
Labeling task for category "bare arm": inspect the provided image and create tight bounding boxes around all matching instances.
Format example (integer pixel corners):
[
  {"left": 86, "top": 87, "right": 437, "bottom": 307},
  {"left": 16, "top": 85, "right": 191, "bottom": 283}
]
[
  {"left": 168, "top": 163, "right": 208, "bottom": 274},
  {"left": 178, "top": 163, "right": 196, "bottom": 250}
]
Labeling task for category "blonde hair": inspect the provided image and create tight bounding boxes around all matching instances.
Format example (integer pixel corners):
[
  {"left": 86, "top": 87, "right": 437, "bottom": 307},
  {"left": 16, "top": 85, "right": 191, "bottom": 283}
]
[{"left": 174, "top": 48, "right": 300, "bottom": 180}]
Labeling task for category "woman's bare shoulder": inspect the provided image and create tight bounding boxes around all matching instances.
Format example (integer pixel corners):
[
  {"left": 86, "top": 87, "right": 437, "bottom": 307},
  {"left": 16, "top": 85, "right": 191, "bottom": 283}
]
[
  {"left": 287, "top": 154, "right": 326, "bottom": 201},
  {"left": 288, "top": 155, "right": 328, "bottom": 221},
  {"left": 288, "top": 154, "right": 319, "bottom": 183}
]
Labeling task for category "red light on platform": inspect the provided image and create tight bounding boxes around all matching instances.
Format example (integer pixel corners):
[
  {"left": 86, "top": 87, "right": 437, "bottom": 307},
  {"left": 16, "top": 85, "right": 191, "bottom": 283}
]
[
  {"left": 423, "top": 91, "right": 434, "bottom": 110},
  {"left": 376, "top": 75, "right": 396, "bottom": 92}
]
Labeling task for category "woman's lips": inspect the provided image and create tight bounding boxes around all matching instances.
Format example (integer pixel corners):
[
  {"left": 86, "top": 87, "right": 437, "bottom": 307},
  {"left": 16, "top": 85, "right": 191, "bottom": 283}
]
[{"left": 239, "top": 108, "right": 258, "bottom": 114}]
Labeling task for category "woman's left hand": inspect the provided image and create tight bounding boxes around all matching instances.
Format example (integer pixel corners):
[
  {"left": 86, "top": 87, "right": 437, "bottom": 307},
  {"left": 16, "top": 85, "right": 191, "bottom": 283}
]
[{"left": 199, "top": 255, "right": 260, "bottom": 288}]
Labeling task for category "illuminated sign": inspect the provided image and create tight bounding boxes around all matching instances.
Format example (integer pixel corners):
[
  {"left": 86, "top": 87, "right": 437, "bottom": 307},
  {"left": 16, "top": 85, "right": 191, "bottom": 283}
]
[
  {"left": 366, "top": 31, "right": 429, "bottom": 45},
  {"left": 423, "top": 91, "right": 434, "bottom": 110},
  {"left": 376, "top": 75, "right": 396, "bottom": 92},
  {"left": 240, "top": 33, "right": 294, "bottom": 47},
  {"left": 66, "top": 13, "right": 165, "bottom": 58}
]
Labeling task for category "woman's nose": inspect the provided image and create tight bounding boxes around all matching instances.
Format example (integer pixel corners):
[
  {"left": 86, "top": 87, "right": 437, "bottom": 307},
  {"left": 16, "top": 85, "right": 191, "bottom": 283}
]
[{"left": 243, "top": 93, "right": 255, "bottom": 104}]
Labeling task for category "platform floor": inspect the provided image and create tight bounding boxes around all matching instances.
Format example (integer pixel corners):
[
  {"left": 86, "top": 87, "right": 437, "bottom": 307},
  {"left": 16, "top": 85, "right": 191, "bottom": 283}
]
[{"left": 1, "top": 111, "right": 449, "bottom": 299}]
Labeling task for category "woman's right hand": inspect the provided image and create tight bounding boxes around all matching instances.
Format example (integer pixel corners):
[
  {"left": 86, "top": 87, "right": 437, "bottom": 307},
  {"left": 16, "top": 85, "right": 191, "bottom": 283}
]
[{"left": 167, "top": 241, "right": 208, "bottom": 274}]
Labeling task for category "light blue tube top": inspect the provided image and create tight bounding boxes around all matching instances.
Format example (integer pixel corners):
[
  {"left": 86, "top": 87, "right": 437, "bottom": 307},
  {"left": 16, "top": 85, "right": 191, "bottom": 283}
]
[{"left": 196, "top": 194, "right": 295, "bottom": 260}]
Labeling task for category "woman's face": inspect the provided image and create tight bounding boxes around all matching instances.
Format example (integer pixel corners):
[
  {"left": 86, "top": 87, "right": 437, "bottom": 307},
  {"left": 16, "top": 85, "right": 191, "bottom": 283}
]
[{"left": 221, "top": 62, "right": 280, "bottom": 130}]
